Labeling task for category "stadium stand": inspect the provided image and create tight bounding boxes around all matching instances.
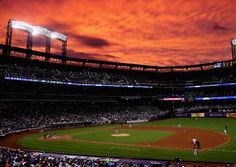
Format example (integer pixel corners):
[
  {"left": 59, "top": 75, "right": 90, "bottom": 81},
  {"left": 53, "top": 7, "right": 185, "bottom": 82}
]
[
  {"left": 0, "top": 147, "right": 167, "bottom": 167},
  {"left": 0, "top": 103, "right": 169, "bottom": 136},
  {"left": 1, "top": 52, "right": 236, "bottom": 135},
  {"left": 1, "top": 46, "right": 236, "bottom": 166}
]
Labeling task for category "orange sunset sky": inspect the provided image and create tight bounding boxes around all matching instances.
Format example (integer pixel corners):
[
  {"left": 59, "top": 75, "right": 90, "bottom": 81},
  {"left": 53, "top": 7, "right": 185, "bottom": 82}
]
[{"left": 0, "top": 0, "right": 236, "bottom": 66}]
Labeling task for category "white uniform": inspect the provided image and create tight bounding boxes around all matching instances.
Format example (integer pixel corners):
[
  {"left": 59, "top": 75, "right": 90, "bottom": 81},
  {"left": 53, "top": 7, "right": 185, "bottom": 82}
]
[
  {"left": 224, "top": 129, "right": 227, "bottom": 135},
  {"left": 193, "top": 139, "right": 199, "bottom": 155},
  {"left": 178, "top": 124, "right": 181, "bottom": 128},
  {"left": 194, "top": 147, "right": 198, "bottom": 155},
  {"left": 192, "top": 138, "right": 197, "bottom": 145}
]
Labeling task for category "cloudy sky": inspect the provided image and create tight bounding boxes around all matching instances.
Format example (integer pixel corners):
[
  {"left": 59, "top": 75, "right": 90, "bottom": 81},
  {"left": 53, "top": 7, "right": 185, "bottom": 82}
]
[{"left": 0, "top": 0, "right": 236, "bottom": 66}]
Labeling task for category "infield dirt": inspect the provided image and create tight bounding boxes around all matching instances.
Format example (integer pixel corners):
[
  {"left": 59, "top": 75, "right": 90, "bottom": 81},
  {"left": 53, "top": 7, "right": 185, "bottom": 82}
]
[{"left": 124, "top": 126, "right": 229, "bottom": 150}]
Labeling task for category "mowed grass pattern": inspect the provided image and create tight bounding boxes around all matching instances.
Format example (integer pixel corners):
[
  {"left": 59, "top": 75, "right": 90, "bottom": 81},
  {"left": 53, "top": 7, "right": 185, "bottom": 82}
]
[{"left": 18, "top": 118, "right": 236, "bottom": 163}]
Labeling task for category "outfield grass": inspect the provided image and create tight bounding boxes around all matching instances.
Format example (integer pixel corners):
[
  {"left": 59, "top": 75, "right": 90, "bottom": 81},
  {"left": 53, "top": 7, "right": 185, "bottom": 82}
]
[{"left": 18, "top": 118, "right": 236, "bottom": 163}]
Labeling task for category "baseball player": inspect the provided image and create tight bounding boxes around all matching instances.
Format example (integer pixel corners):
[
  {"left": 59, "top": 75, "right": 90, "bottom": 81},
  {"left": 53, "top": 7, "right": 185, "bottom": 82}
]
[
  {"left": 178, "top": 123, "right": 181, "bottom": 128},
  {"left": 224, "top": 129, "right": 227, "bottom": 135},
  {"left": 224, "top": 126, "right": 228, "bottom": 135},
  {"left": 193, "top": 140, "right": 200, "bottom": 156}
]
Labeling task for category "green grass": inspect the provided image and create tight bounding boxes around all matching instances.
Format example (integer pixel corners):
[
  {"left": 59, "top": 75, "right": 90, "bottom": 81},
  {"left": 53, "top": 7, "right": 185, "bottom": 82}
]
[
  {"left": 18, "top": 118, "right": 236, "bottom": 163},
  {"left": 71, "top": 129, "right": 174, "bottom": 143}
]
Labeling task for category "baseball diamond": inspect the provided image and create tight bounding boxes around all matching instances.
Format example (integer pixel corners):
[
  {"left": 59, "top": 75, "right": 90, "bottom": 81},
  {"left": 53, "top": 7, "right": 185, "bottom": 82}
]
[{"left": 1, "top": 118, "right": 236, "bottom": 163}]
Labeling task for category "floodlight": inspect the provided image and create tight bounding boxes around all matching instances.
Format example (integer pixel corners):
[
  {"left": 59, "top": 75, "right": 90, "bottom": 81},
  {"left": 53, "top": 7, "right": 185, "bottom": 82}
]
[
  {"left": 10, "top": 19, "right": 67, "bottom": 41},
  {"left": 6, "top": 19, "right": 68, "bottom": 58},
  {"left": 231, "top": 39, "right": 236, "bottom": 46},
  {"left": 11, "top": 20, "right": 33, "bottom": 33},
  {"left": 51, "top": 32, "right": 67, "bottom": 41},
  {"left": 51, "top": 32, "right": 57, "bottom": 39},
  {"left": 32, "top": 26, "right": 51, "bottom": 38},
  {"left": 32, "top": 28, "right": 40, "bottom": 36}
]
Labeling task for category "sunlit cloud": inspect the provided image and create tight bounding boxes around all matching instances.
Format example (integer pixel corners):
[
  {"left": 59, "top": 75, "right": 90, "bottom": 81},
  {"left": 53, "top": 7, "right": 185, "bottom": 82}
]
[{"left": 0, "top": 0, "right": 236, "bottom": 66}]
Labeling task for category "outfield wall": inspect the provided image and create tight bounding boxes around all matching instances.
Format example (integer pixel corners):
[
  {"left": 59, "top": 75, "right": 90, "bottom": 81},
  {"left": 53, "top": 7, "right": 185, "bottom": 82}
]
[{"left": 175, "top": 112, "right": 236, "bottom": 118}]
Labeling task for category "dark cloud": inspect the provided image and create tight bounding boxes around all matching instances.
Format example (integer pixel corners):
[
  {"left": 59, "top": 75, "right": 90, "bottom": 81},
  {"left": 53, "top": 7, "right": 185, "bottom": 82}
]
[
  {"left": 35, "top": 19, "right": 111, "bottom": 48},
  {"left": 69, "top": 51, "right": 97, "bottom": 59},
  {"left": 213, "top": 22, "right": 230, "bottom": 31},
  {"left": 67, "top": 49, "right": 116, "bottom": 60},
  {"left": 102, "top": 54, "right": 116, "bottom": 59},
  {"left": 72, "top": 34, "right": 111, "bottom": 48},
  {"left": 102, "top": 47, "right": 185, "bottom": 55},
  {"left": 42, "top": 18, "right": 71, "bottom": 33}
]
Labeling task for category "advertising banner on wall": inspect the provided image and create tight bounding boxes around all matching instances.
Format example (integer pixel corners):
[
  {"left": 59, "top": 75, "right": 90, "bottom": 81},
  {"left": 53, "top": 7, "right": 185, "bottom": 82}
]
[
  {"left": 175, "top": 113, "right": 191, "bottom": 117},
  {"left": 191, "top": 113, "right": 205, "bottom": 117},
  {"left": 205, "top": 113, "right": 226, "bottom": 117},
  {"left": 226, "top": 113, "right": 236, "bottom": 118},
  {"left": 175, "top": 112, "right": 233, "bottom": 118}
]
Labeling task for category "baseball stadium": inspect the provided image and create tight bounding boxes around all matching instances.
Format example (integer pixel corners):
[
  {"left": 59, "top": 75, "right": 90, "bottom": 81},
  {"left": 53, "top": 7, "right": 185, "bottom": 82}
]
[{"left": 1, "top": 1, "right": 236, "bottom": 167}]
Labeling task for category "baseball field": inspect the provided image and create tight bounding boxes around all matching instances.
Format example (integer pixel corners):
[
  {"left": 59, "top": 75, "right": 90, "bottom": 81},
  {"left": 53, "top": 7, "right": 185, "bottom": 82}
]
[{"left": 8, "top": 118, "right": 236, "bottom": 163}]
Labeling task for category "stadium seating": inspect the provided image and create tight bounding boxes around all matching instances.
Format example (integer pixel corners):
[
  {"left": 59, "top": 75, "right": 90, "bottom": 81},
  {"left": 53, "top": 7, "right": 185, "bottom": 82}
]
[
  {"left": 0, "top": 103, "right": 169, "bottom": 136},
  {"left": 1, "top": 55, "right": 236, "bottom": 166}
]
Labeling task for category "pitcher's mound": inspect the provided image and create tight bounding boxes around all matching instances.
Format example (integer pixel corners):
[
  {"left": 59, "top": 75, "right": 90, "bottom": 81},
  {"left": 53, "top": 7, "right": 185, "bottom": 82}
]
[{"left": 111, "top": 133, "right": 130, "bottom": 137}]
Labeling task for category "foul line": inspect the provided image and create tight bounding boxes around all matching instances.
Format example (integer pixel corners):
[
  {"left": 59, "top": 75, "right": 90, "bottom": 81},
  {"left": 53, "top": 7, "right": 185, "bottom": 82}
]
[{"left": 208, "top": 149, "right": 236, "bottom": 153}]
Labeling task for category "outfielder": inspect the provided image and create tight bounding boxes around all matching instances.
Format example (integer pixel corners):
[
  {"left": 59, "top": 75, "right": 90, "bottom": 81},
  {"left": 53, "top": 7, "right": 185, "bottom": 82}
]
[{"left": 224, "top": 125, "right": 228, "bottom": 135}]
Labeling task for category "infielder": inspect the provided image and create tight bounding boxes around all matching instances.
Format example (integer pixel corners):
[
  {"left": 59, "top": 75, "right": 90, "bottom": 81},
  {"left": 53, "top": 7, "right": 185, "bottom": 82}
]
[{"left": 178, "top": 123, "right": 181, "bottom": 128}]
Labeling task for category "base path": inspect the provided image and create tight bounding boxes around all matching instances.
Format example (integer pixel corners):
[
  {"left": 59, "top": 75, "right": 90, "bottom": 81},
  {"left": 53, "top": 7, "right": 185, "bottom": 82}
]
[{"left": 124, "top": 126, "right": 230, "bottom": 150}]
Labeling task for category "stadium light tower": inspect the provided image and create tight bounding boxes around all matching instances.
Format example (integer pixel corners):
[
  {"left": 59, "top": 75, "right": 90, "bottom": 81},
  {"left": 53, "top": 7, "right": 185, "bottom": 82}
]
[
  {"left": 231, "top": 38, "right": 236, "bottom": 60},
  {"left": 4, "top": 19, "right": 67, "bottom": 62}
]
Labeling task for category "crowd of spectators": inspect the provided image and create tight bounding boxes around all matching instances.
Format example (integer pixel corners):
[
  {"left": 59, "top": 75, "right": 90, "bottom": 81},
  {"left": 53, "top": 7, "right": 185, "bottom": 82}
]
[
  {"left": 1, "top": 148, "right": 165, "bottom": 167},
  {"left": 0, "top": 63, "right": 150, "bottom": 86},
  {"left": 2, "top": 60, "right": 236, "bottom": 88},
  {"left": 1, "top": 147, "right": 234, "bottom": 167},
  {"left": 186, "top": 104, "right": 236, "bottom": 113},
  {"left": 185, "top": 88, "right": 236, "bottom": 98},
  {"left": 175, "top": 103, "right": 236, "bottom": 113},
  {"left": 186, "top": 73, "right": 236, "bottom": 85},
  {"left": 0, "top": 103, "right": 169, "bottom": 136}
]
